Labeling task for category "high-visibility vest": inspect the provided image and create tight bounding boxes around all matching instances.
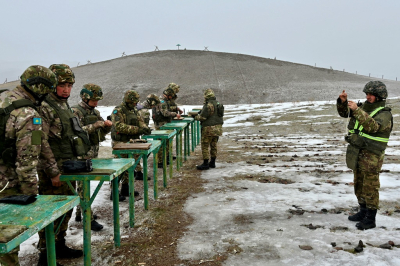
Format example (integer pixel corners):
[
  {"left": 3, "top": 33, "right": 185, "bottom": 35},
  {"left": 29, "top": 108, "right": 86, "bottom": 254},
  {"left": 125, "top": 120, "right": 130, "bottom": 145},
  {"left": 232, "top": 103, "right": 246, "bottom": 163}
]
[{"left": 349, "top": 107, "right": 389, "bottom": 143}]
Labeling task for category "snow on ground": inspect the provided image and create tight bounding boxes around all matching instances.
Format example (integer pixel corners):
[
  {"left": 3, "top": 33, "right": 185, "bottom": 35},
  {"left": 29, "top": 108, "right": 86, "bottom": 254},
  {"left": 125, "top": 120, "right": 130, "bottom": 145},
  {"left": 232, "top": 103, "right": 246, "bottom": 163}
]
[{"left": 18, "top": 101, "right": 400, "bottom": 265}]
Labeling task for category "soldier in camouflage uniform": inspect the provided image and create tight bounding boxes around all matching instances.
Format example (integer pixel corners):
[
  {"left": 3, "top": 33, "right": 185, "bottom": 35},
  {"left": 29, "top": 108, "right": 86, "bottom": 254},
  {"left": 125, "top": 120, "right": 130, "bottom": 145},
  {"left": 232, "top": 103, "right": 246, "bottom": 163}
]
[
  {"left": 193, "top": 88, "right": 224, "bottom": 170},
  {"left": 0, "top": 65, "right": 58, "bottom": 266},
  {"left": 37, "top": 64, "right": 90, "bottom": 265},
  {"left": 71, "top": 84, "right": 112, "bottom": 231},
  {"left": 167, "top": 83, "right": 183, "bottom": 115},
  {"left": 111, "top": 90, "right": 151, "bottom": 197},
  {"left": 153, "top": 88, "right": 181, "bottom": 167},
  {"left": 337, "top": 81, "right": 393, "bottom": 230}
]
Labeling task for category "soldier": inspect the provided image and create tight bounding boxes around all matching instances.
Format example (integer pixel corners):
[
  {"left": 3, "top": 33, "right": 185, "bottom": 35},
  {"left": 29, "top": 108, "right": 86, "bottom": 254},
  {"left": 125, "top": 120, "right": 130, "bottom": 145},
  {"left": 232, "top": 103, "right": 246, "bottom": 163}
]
[
  {"left": 193, "top": 88, "right": 224, "bottom": 170},
  {"left": 0, "top": 65, "right": 58, "bottom": 266},
  {"left": 71, "top": 84, "right": 112, "bottom": 231},
  {"left": 167, "top": 83, "right": 183, "bottom": 115},
  {"left": 153, "top": 88, "right": 181, "bottom": 167},
  {"left": 37, "top": 64, "right": 90, "bottom": 265},
  {"left": 110, "top": 90, "right": 151, "bottom": 198},
  {"left": 337, "top": 81, "right": 393, "bottom": 230}
]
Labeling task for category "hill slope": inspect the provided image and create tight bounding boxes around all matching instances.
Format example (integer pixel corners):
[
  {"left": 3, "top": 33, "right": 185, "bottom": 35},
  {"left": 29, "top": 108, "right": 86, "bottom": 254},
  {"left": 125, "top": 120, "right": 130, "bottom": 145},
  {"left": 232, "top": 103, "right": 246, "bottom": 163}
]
[{"left": 2, "top": 50, "right": 399, "bottom": 105}]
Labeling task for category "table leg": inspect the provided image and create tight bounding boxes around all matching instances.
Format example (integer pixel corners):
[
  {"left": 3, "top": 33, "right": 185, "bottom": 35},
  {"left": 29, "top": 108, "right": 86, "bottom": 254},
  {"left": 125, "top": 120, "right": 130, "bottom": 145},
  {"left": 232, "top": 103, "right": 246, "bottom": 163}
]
[
  {"left": 153, "top": 149, "right": 158, "bottom": 199},
  {"left": 45, "top": 222, "right": 56, "bottom": 266},
  {"left": 169, "top": 138, "right": 173, "bottom": 179},
  {"left": 82, "top": 180, "right": 92, "bottom": 265},
  {"left": 191, "top": 121, "right": 195, "bottom": 152},
  {"left": 180, "top": 130, "right": 183, "bottom": 167},
  {"left": 112, "top": 178, "right": 120, "bottom": 247},
  {"left": 162, "top": 139, "right": 167, "bottom": 187},
  {"left": 176, "top": 130, "right": 180, "bottom": 170},
  {"left": 197, "top": 121, "right": 201, "bottom": 145},
  {"left": 128, "top": 155, "right": 136, "bottom": 228},
  {"left": 143, "top": 154, "right": 149, "bottom": 210}
]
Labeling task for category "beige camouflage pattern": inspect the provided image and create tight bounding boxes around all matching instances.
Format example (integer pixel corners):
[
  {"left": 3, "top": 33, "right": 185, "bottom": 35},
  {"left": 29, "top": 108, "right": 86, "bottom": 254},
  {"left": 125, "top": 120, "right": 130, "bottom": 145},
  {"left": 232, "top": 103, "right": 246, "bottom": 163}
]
[
  {"left": 111, "top": 104, "right": 148, "bottom": 136},
  {"left": 0, "top": 86, "right": 58, "bottom": 195},
  {"left": 204, "top": 88, "right": 215, "bottom": 99},
  {"left": 154, "top": 95, "right": 177, "bottom": 129},
  {"left": 168, "top": 82, "right": 180, "bottom": 94},
  {"left": 163, "top": 88, "right": 176, "bottom": 97},
  {"left": 20, "top": 65, "right": 57, "bottom": 95},
  {"left": 80, "top": 83, "right": 104, "bottom": 101},
  {"left": 146, "top": 93, "right": 160, "bottom": 107},
  {"left": 363, "top": 81, "right": 387, "bottom": 99},
  {"left": 124, "top": 90, "right": 140, "bottom": 103},
  {"left": 49, "top": 64, "right": 75, "bottom": 84},
  {"left": 139, "top": 108, "right": 151, "bottom": 126}
]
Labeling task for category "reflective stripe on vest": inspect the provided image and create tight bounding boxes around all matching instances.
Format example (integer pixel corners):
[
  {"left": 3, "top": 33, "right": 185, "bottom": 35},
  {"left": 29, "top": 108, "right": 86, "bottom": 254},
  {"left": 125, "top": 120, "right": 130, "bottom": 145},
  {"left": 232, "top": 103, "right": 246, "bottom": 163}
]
[{"left": 348, "top": 106, "right": 389, "bottom": 143}]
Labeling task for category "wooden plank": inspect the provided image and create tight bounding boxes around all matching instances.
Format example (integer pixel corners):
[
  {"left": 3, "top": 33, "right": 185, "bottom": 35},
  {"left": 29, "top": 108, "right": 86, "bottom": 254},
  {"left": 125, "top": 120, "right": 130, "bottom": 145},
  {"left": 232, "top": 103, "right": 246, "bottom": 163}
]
[
  {"left": 113, "top": 143, "right": 152, "bottom": 150},
  {"left": 173, "top": 117, "right": 185, "bottom": 120},
  {"left": 0, "top": 225, "right": 27, "bottom": 243},
  {"left": 62, "top": 168, "right": 116, "bottom": 176}
]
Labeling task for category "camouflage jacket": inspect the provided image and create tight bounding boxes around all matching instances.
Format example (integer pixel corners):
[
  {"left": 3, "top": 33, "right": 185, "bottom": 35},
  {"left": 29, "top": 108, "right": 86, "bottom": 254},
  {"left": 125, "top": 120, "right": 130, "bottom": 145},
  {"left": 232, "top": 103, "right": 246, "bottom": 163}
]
[
  {"left": 0, "top": 86, "right": 58, "bottom": 194},
  {"left": 153, "top": 96, "right": 177, "bottom": 128},
  {"left": 195, "top": 98, "right": 223, "bottom": 137},
  {"left": 71, "top": 101, "right": 111, "bottom": 158},
  {"left": 111, "top": 102, "right": 148, "bottom": 145},
  {"left": 137, "top": 102, "right": 151, "bottom": 127},
  {"left": 38, "top": 93, "right": 77, "bottom": 171},
  {"left": 337, "top": 98, "right": 392, "bottom": 154}
]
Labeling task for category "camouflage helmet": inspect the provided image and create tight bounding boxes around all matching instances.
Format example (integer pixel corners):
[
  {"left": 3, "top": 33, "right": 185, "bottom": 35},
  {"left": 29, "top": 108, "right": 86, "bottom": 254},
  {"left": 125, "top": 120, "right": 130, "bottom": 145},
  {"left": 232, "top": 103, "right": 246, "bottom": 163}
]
[
  {"left": 80, "top": 83, "right": 104, "bottom": 101},
  {"left": 49, "top": 64, "right": 75, "bottom": 84},
  {"left": 124, "top": 90, "right": 140, "bottom": 104},
  {"left": 20, "top": 65, "right": 57, "bottom": 95},
  {"left": 204, "top": 88, "right": 215, "bottom": 99},
  {"left": 363, "top": 81, "right": 388, "bottom": 99},
  {"left": 168, "top": 83, "right": 180, "bottom": 94},
  {"left": 163, "top": 88, "right": 176, "bottom": 97},
  {"left": 146, "top": 93, "right": 160, "bottom": 106}
]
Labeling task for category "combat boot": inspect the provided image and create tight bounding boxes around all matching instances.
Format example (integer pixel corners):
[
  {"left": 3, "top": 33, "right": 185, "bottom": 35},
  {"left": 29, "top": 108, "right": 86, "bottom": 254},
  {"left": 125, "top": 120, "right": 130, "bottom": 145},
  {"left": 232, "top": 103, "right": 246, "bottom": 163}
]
[
  {"left": 356, "top": 208, "right": 377, "bottom": 230},
  {"left": 209, "top": 157, "right": 216, "bottom": 168},
  {"left": 196, "top": 159, "right": 209, "bottom": 170},
  {"left": 109, "top": 190, "right": 126, "bottom": 201},
  {"left": 55, "top": 240, "right": 83, "bottom": 259},
  {"left": 120, "top": 183, "right": 139, "bottom": 197},
  {"left": 37, "top": 252, "right": 63, "bottom": 266},
  {"left": 135, "top": 171, "right": 151, "bottom": 181},
  {"left": 75, "top": 207, "right": 82, "bottom": 222},
  {"left": 91, "top": 220, "right": 104, "bottom": 231},
  {"left": 348, "top": 203, "right": 367, "bottom": 221}
]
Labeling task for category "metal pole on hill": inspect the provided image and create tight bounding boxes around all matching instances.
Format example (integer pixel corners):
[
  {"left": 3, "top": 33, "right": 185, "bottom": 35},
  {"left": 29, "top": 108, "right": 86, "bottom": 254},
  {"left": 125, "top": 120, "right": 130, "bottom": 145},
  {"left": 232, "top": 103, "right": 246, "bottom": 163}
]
[{"left": 176, "top": 44, "right": 181, "bottom": 50}]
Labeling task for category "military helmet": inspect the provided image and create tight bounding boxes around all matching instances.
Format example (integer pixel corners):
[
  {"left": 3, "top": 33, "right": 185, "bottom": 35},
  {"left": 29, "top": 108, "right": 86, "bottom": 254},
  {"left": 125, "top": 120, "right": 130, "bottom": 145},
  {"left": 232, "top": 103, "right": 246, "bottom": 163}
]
[
  {"left": 20, "top": 65, "right": 57, "bottom": 95},
  {"left": 168, "top": 83, "right": 180, "bottom": 94},
  {"left": 146, "top": 93, "right": 160, "bottom": 106},
  {"left": 124, "top": 90, "right": 140, "bottom": 104},
  {"left": 204, "top": 88, "right": 215, "bottom": 99},
  {"left": 163, "top": 88, "right": 176, "bottom": 97},
  {"left": 363, "top": 81, "right": 388, "bottom": 99},
  {"left": 80, "top": 83, "right": 104, "bottom": 101},
  {"left": 49, "top": 64, "right": 75, "bottom": 84}
]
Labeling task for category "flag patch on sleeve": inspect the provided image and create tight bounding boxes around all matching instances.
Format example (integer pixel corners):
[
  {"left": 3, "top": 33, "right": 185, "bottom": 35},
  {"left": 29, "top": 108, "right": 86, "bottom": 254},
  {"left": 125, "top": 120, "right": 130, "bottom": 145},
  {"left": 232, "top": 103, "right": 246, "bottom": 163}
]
[{"left": 33, "top": 118, "right": 42, "bottom": 125}]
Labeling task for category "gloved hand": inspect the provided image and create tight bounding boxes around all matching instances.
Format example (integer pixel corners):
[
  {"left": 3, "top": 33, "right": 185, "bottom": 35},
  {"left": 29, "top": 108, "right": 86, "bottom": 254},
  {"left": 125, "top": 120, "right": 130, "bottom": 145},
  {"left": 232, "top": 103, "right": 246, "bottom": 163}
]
[
  {"left": 93, "top": 121, "right": 104, "bottom": 129},
  {"left": 143, "top": 127, "right": 152, "bottom": 135}
]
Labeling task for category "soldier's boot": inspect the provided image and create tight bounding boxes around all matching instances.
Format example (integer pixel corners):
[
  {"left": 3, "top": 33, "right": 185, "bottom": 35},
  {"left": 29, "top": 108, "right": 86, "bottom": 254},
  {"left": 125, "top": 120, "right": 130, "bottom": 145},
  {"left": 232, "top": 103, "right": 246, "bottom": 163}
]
[
  {"left": 55, "top": 240, "right": 83, "bottom": 259},
  {"left": 91, "top": 220, "right": 104, "bottom": 231},
  {"left": 109, "top": 189, "right": 126, "bottom": 202},
  {"left": 348, "top": 203, "right": 367, "bottom": 221},
  {"left": 196, "top": 159, "right": 209, "bottom": 170},
  {"left": 37, "top": 252, "right": 63, "bottom": 266},
  {"left": 75, "top": 207, "right": 82, "bottom": 222},
  {"left": 356, "top": 208, "right": 377, "bottom": 230},
  {"left": 120, "top": 183, "right": 139, "bottom": 197},
  {"left": 209, "top": 157, "right": 216, "bottom": 168},
  {"left": 135, "top": 171, "right": 151, "bottom": 181}
]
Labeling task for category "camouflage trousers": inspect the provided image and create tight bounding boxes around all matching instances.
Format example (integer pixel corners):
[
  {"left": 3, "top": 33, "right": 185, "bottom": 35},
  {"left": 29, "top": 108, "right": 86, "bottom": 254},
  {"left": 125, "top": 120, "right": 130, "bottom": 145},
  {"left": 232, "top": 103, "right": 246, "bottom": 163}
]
[
  {"left": 76, "top": 181, "right": 94, "bottom": 221},
  {"left": 37, "top": 170, "right": 75, "bottom": 251},
  {"left": 155, "top": 123, "right": 171, "bottom": 163},
  {"left": 353, "top": 149, "right": 384, "bottom": 210},
  {"left": 113, "top": 154, "right": 141, "bottom": 185},
  {"left": 0, "top": 187, "right": 20, "bottom": 266},
  {"left": 201, "top": 134, "right": 219, "bottom": 160}
]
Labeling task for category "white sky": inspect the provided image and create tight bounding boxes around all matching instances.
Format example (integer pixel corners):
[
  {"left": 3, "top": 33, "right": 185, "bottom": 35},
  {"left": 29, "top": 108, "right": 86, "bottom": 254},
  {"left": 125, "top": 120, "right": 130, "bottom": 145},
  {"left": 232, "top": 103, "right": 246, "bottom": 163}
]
[{"left": 1, "top": 0, "right": 399, "bottom": 82}]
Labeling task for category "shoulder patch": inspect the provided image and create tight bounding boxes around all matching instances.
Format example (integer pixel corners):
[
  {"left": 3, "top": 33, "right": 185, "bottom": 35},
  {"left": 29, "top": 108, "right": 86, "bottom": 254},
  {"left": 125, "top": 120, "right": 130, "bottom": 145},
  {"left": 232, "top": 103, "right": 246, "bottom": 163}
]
[
  {"left": 33, "top": 117, "right": 42, "bottom": 125},
  {"left": 160, "top": 100, "right": 165, "bottom": 103},
  {"left": 113, "top": 110, "right": 118, "bottom": 114}
]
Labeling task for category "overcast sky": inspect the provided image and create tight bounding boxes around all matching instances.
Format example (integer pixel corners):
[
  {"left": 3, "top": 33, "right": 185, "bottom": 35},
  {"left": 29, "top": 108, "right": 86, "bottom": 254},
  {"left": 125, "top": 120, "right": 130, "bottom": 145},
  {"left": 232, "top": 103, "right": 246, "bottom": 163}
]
[{"left": 1, "top": 0, "right": 399, "bottom": 83}]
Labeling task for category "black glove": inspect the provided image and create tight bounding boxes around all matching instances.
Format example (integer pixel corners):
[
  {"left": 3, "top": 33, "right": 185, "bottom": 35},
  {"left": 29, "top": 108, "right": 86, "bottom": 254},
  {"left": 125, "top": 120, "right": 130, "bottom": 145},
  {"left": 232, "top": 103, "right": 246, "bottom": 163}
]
[
  {"left": 62, "top": 159, "right": 93, "bottom": 173},
  {"left": 141, "top": 127, "right": 151, "bottom": 135},
  {"left": 0, "top": 195, "right": 37, "bottom": 205}
]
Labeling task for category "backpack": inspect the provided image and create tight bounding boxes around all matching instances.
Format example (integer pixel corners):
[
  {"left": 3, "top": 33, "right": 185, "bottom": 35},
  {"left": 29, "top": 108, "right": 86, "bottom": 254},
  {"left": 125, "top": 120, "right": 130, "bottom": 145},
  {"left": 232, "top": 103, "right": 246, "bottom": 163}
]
[{"left": 216, "top": 101, "right": 224, "bottom": 117}]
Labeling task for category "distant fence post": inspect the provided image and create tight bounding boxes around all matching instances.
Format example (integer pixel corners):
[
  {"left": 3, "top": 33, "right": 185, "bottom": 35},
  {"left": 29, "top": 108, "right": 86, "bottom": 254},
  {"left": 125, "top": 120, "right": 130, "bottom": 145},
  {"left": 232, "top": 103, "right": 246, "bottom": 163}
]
[
  {"left": 4, "top": 78, "right": 6, "bottom": 83},
  {"left": 369, "top": 73, "right": 370, "bottom": 77},
  {"left": 382, "top": 75, "right": 384, "bottom": 79}
]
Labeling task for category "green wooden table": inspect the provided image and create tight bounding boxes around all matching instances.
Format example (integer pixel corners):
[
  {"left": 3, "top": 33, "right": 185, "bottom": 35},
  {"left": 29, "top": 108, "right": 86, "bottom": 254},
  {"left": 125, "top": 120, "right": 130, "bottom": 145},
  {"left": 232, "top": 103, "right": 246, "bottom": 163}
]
[
  {"left": 171, "top": 117, "right": 194, "bottom": 155},
  {"left": 191, "top": 109, "right": 201, "bottom": 146},
  {"left": 112, "top": 140, "right": 162, "bottom": 212},
  {"left": 160, "top": 123, "right": 187, "bottom": 170},
  {"left": 0, "top": 195, "right": 79, "bottom": 266},
  {"left": 142, "top": 130, "right": 177, "bottom": 187},
  {"left": 60, "top": 158, "right": 135, "bottom": 266}
]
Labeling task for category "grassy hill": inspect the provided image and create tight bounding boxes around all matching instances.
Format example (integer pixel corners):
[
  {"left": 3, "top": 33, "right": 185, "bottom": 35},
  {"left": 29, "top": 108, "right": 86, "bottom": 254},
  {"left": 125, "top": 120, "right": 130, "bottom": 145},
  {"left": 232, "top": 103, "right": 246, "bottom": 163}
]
[{"left": 2, "top": 50, "right": 399, "bottom": 105}]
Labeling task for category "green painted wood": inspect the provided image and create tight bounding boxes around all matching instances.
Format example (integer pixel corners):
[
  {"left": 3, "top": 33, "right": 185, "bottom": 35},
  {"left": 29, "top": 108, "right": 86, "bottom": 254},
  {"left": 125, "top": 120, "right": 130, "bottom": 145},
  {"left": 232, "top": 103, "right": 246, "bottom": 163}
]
[
  {"left": 0, "top": 195, "right": 79, "bottom": 253},
  {"left": 160, "top": 123, "right": 186, "bottom": 170},
  {"left": 191, "top": 109, "right": 201, "bottom": 145}
]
